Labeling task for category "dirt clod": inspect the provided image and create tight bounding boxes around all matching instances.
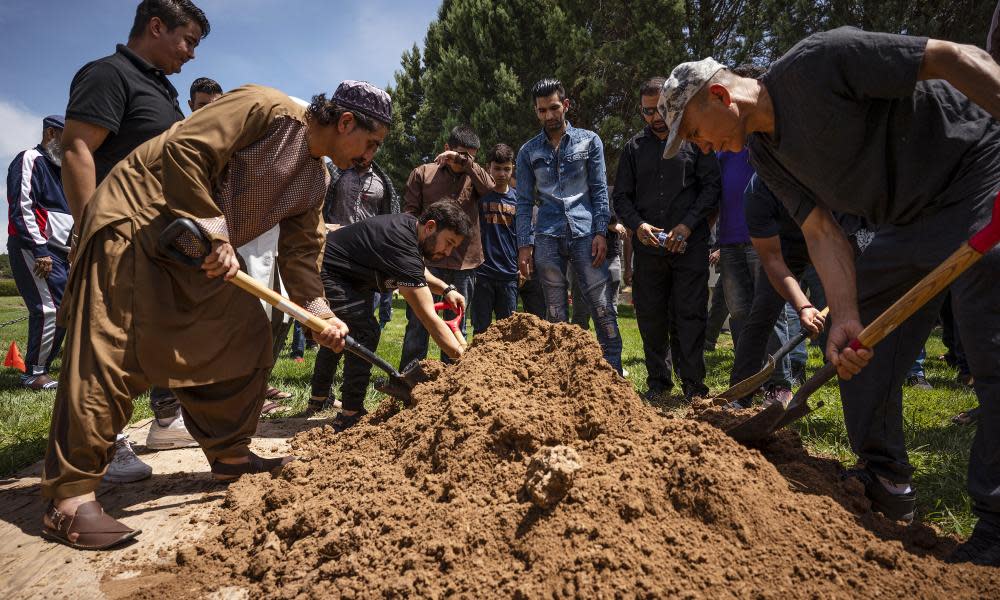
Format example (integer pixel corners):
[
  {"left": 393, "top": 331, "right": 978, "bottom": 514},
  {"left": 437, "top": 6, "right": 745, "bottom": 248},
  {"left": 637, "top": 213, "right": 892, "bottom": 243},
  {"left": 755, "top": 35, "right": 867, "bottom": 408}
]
[
  {"left": 524, "top": 445, "right": 582, "bottom": 509},
  {"left": 129, "top": 314, "right": 999, "bottom": 598}
]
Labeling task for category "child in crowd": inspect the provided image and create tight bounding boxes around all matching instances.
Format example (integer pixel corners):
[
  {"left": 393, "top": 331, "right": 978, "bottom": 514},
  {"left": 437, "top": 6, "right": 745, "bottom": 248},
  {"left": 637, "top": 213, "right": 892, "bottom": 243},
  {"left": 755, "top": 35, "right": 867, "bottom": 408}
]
[{"left": 471, "top": 144, "right": 519, "bottom": 335}]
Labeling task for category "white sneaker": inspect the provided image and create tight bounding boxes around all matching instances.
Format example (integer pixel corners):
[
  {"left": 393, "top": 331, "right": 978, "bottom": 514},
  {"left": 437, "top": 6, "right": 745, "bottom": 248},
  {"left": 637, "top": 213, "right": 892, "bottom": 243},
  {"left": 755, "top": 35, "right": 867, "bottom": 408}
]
[
  {"left": 146, "top": 413, "right": 199, "bottom": 450},
  {"left": 103, "top": 434, "right": 153, "bottom": 483}
]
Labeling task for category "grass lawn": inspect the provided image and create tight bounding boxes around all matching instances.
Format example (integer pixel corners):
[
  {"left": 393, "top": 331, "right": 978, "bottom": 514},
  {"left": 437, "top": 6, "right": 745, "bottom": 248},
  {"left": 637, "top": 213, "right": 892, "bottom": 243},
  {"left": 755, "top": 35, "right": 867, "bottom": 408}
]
[{"left": 0, "top": 294, "right": 981, "bottom": 537}]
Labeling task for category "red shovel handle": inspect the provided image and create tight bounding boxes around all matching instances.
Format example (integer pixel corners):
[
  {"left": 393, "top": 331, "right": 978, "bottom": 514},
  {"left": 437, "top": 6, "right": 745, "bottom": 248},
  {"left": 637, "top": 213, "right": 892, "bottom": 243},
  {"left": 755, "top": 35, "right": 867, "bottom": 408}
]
[
  {"left": 433, "top": 301, "right": 466, "bottom": 348},
  {"left": 969, "top": 189, "right": 1000, "bottom": 254}
]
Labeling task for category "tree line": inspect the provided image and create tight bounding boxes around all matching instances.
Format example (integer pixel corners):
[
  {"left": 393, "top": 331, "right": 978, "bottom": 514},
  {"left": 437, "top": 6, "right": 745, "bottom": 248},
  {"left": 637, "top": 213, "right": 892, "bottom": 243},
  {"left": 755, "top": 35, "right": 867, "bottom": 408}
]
[{"left": 379, "top": 0, "right": 995, "bottom": 188}]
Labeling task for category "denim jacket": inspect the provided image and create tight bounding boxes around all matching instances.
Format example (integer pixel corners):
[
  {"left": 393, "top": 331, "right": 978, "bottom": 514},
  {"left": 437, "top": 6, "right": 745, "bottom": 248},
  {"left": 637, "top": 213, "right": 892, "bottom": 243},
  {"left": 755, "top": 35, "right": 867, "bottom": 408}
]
[{"left": 514, "top": 123, "right": 610, "bottom": 247}]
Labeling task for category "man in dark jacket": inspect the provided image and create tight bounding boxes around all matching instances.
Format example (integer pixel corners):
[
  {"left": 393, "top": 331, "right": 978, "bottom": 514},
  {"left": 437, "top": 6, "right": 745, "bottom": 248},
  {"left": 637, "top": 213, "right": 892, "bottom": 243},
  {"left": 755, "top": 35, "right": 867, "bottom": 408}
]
[{"left": 614, "top": 76, "right": 721, "bottom": 401}]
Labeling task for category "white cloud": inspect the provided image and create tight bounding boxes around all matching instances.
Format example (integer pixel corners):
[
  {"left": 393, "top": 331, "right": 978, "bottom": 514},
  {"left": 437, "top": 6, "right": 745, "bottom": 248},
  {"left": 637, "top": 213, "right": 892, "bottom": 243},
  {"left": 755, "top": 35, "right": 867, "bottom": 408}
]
[{"left": 0, "top": 99, "right": 44, "bottom": 252}]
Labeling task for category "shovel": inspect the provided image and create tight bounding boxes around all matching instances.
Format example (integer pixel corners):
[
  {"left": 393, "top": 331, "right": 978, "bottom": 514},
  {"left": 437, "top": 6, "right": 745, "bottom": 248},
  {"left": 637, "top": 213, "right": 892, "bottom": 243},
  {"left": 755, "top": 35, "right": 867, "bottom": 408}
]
[
  {"left": 714, "top": 306, "right": 830, "bottom": 403},
  {"left": 727, "top": 190, "right": 1000, "bottom": 444},
  {"left": 156, "top": 218, "right": 430, "bottom": 406}
]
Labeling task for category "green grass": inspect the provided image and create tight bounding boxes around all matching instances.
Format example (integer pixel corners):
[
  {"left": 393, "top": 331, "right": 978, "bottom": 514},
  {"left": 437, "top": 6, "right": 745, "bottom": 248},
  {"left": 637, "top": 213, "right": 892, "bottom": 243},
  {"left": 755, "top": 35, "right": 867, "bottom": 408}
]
[{"left": 0, "top": 296, "right": 980, "bottom": 537}]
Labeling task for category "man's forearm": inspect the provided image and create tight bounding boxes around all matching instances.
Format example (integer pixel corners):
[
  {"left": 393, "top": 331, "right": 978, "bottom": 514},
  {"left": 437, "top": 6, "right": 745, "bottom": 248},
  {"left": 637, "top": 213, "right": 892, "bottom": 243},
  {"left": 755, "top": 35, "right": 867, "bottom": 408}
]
[
  {"left": 425, "top": 269, "right": 448, "bottom": 295},
  {"left": 803, "top": 219, "right": 859, "bottom": 323},
  {"left": 62, "top": 146, "right": 97, "bottom": 221},
  {"left": 760, "top": 254, "right": 811, "bottom": 309}
]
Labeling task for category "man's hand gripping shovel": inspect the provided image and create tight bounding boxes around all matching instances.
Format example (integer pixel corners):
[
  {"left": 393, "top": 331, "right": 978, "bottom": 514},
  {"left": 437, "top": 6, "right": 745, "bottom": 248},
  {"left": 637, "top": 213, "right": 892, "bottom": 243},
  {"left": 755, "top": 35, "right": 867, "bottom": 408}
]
[
  {"left": 728, "top": 190, "right": 1000, "bottom": 444},
  {"left": 157, "top": 218, "right": 430, "bottom": 407}
]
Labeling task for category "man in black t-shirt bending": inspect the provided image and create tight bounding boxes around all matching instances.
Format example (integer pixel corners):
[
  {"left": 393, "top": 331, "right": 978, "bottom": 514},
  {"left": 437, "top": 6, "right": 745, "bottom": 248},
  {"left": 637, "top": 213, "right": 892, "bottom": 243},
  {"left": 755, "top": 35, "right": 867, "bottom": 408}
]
[
  {"left": 308, "top": 201, "right": 471, "bottom": 431},
  {"left": 659, "top": 28, "right": 1000, "bottom": 563}
]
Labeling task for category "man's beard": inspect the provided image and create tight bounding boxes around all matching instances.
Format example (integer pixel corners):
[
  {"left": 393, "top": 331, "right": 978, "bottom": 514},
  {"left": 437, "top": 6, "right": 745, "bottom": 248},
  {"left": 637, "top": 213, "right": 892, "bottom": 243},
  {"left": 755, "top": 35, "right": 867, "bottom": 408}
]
[
  {"left": 420, "top": 232, "right": 440, "bottom": 261},
  {"left": 651, "top": 121, "right": 668, "bottom": 134},
  {"left": 44, "top": 138, "right": 63, "bottom": 167},
  {"left": 544, "top": 115, "right": 565, "bottom": 132}
]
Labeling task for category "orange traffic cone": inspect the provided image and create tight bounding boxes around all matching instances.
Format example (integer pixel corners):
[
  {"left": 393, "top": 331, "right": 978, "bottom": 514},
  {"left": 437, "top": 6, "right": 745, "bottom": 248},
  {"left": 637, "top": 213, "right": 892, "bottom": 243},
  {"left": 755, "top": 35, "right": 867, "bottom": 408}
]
[{"left": 4, "top": 341, "right": 26, "bottom": 373}]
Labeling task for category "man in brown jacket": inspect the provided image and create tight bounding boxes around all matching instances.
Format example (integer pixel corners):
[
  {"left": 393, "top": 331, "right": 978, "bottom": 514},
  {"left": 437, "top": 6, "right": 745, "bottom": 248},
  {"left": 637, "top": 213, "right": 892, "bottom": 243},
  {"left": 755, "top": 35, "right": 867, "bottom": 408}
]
[
  {"left": 41, "top": 81, "right": 391, "bottom": 550},
  {"left": 399, "top": 125, "right": 494, "bottom": 368}
]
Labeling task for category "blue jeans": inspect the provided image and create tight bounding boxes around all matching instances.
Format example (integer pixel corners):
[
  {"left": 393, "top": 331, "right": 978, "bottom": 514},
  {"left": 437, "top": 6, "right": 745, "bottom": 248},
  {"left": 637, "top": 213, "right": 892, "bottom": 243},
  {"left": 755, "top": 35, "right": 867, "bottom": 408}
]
[
  {"left": 290, "top": 322, "right": 306, "bottom": 358},
  {"left": 908, "top": 347, "right": 926, "bottom": 378},
  {"left": 471, "top": 275, "right": 518, "bottom": 334},
  {"left": 719, "top": 243, "right": 759, "bottom": 346},
  {"left": 533, "top": 232, "right": 622, "bottom": 373},
  {"left": 400, "top": 267, "right": 475, "bottom": 369},
  {"left": 374, "top": 292, "right": 393, "bottom": 329}
]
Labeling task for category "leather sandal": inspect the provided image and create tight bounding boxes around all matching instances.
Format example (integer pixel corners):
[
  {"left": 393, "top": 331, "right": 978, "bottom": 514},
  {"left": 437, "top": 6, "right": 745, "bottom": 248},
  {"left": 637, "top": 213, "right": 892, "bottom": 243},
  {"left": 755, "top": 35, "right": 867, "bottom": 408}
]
[
  {"left": 211, "top": 452, "right": 290, "bottom": 482},
  {"left": 41, "top": 501, "right": 140, "bottom": 550}
]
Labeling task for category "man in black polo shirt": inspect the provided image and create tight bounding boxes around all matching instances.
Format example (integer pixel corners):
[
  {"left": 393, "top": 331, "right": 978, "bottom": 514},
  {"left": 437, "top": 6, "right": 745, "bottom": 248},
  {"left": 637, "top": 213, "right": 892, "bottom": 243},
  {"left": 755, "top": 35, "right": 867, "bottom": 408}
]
[
  {"left": 61, "top": 0, "right": 210, "bottom": 468},
  {"left": 662, "top": 28, "right": 1000, "bottom": 563},
  {"left": 614, "top": 76, "right": 721, "bottom": 402},
  {"left": 310, "top": 200, "right": 471, "bottom": 431}
]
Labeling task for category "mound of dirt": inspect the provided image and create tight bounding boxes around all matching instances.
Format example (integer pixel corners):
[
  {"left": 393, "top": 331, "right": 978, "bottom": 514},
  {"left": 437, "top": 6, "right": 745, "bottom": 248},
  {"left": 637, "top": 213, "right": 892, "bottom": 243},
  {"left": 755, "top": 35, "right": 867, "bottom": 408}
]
[{"left": 120, "top": 313, "right": 998, "bottom": 598}]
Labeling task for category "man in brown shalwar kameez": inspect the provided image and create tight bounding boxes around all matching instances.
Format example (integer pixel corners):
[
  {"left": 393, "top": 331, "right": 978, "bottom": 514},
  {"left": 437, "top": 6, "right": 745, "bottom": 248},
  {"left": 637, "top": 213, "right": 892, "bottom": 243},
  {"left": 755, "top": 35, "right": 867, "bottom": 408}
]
[{"left": 41, "top": 80, "right": 392, "bottom": 550}]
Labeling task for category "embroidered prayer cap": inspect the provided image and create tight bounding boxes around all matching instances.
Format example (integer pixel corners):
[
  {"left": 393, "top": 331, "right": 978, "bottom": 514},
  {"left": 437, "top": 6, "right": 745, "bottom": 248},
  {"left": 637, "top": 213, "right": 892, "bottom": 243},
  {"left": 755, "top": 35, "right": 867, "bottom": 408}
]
[
  {"left": 658, "top": 57, "right": 725, "bottom": 159},
  {"left": 332, "top": 80, "right": 392, "bottom": 126}
]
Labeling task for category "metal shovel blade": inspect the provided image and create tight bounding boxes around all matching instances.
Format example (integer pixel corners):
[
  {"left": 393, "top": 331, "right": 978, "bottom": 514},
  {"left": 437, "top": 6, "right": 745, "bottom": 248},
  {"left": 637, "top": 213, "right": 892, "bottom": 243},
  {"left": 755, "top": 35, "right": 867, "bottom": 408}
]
[
  {"left": 374, "top": 359, "right": 432, "bottom": 406},
  {"left": 726, "top": 362, "right": 837, "bottom": 444},
  {"left": 715, "top": 355, "right": 777, "bottom": 402}
]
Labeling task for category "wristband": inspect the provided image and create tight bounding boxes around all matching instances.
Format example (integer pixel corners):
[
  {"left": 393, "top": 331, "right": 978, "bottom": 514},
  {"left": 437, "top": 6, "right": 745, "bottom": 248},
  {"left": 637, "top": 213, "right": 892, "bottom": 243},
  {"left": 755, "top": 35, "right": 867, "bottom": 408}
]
[
  {"left": 442, "top": 284, "right": 458, "bottom": 296},
  {"left": 796, "top": 304, "right": 814, "bottom": 315}
]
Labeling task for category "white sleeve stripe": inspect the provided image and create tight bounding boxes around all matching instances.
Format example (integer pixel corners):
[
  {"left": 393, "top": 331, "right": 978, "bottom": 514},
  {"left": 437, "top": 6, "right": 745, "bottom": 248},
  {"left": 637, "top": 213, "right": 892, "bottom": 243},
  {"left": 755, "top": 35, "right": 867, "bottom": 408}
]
[{"left": 18, "top": 150, "right": 46, "bottom": 245}]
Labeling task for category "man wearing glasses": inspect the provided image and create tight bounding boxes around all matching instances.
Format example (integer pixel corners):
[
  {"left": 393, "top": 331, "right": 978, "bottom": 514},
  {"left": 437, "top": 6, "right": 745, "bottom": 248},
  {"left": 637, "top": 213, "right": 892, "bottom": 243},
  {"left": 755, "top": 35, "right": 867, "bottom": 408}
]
[
  {"left": 613, "top": 76, "right": 721, "bottom": 401},
  {"left": 400, "top": 125, "right": 494, "bottom": 369}
]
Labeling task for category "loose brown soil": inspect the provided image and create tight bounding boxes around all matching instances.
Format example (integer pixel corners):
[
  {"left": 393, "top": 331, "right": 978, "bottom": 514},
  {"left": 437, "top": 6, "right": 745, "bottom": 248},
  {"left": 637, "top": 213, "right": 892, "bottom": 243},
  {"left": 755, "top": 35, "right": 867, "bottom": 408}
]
[{"left": 114, "top": 314, "right": 999, "bottom": 598}]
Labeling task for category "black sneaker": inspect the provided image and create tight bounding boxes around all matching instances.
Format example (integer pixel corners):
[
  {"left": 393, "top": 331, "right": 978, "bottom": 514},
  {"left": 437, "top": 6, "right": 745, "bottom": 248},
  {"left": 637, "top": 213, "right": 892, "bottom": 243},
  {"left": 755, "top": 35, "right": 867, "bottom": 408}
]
[
  {"left": 905, "top": 374, "right": 933, "bottom": 390},
  {"left": 842, "top": 467, "right": 916, "bottom": 523},
  {"left": 947, "top": 520, "right": 1000, "bottom": 566},
  {"left": 331, "top": 408, "right": 368, "bottom": 433},
  {"left": 642, "top": 388, "right": 670, "bottom": 403}
]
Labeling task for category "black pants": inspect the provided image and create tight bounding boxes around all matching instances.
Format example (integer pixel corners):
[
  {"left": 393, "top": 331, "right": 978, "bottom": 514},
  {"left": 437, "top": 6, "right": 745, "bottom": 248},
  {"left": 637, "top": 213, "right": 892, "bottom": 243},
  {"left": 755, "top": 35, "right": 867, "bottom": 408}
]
[
  {"left": 310, "top": 280, "right": 381, "bottom": 412},
  {"left": 519, "top": 276, "right": 548, "bottom": 318},
  {"left": 841, "top": 189, "right": 1000, "bottom": 528},
  {"left": 730, "top": 252, "right": 811, "bottom": 389},
  {"left": 632, "top": 245, "right": 709, "bottom": 396}
]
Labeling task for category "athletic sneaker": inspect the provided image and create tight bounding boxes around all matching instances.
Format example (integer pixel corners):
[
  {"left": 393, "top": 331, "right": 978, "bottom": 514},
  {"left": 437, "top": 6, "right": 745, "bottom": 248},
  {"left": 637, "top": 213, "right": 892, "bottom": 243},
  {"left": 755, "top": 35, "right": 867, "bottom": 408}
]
[
  {"left": 762, "top": 386, "right": 793, "bottom": 408},
  {"left": 947, "top": 520, "right": 1000, "bottom": 567},
  {"left": 146, "top": 413, "right": 198, "bottom": 450},
  {"left": 842, "top": 467, "right": 916, "bottom": 523},
  {"left": 103, "top": 435, "right": 152, "bottom": 484},
  {"left": 905, "top": 374, "right": 933, "bottom": 390}
]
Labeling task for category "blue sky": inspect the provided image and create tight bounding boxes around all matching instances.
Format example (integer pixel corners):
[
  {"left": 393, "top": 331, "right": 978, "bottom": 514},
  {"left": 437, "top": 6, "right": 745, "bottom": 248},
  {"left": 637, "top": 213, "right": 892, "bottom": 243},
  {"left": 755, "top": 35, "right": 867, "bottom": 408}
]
[{"left": 0, "top": 0, "right": 440, "bottom": 250}]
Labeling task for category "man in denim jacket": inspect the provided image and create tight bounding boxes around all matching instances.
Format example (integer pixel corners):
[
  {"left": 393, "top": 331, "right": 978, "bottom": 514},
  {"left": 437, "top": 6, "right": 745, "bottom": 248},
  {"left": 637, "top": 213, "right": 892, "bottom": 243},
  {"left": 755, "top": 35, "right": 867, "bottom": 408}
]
[{"left": 515, "top": 78, "right": 622, "bottom": 374}]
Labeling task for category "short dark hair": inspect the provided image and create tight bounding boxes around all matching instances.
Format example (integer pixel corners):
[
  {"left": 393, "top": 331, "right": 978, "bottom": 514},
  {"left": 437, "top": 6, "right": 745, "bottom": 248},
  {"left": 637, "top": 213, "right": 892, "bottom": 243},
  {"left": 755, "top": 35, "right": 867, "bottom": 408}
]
[
  {"left": 419, "top": 200, "right": 472, "bottom": 237},
  {"left": 129, "top": 0, "right": 210, "bottom": 40},
  {"left": 487, "top": 143, "right": 514, "bottom": 165},
  {"left": 640, "top": 77, "right": 667, "bottom": 97},
  {"left": 531, "top": 78, "right": 566, "bottom": 101},
  {"left": 307, "top": 94, "right": 382, "bottom": 131},
  {"left": 447, "top": 125, "right": 480, "bottom": 150},
  {"left": 189, "top": 77, "right": 222, "bottom": 101}
]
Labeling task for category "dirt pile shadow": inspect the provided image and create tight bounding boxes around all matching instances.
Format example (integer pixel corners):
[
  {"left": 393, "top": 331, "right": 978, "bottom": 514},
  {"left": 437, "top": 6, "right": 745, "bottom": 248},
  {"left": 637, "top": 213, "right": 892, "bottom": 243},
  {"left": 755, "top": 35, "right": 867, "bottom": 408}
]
[{"left": 116, "top": 314, "right": 998, "bottom": 599}]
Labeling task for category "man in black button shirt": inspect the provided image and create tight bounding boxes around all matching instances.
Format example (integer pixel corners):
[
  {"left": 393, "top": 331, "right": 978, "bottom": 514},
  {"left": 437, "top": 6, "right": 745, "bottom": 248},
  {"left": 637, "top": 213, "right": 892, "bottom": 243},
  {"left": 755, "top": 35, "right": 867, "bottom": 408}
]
[
  {"left": 61, "top": 0, "right": 210, "bottom": 467},
  {"left": 312, "top": 201, "right": 470, "bottom": 431},
  {"left": 614, "top": 76, "right": 721, "bottom": 401},
  {"left": 662, "top": 28, "right": 1000, "bottom": 563}
]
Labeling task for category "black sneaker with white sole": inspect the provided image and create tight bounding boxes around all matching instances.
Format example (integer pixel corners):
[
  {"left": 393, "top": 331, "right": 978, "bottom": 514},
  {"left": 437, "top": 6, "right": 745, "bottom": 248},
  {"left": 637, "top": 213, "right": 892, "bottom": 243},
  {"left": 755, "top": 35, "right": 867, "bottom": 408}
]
[
  {"left": 947, "top": 520, "right": 1000, "bottom": 567},
  {"left": 842, "top": 467, "right": 916, "bottom": 523}
]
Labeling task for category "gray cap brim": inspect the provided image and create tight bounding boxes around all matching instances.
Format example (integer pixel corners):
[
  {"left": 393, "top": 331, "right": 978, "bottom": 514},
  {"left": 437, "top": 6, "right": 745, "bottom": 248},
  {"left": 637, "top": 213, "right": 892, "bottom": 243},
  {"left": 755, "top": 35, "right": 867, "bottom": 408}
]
[{"left": 662, "top": 111, "right": 685, "bottom": 159}]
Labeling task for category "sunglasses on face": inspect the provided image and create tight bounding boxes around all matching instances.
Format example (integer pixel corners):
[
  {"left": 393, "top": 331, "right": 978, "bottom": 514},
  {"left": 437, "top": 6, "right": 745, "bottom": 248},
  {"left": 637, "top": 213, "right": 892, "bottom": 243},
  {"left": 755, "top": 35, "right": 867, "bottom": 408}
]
[{"left": 640, "top": 107, "right": 661, "bottom": 117}]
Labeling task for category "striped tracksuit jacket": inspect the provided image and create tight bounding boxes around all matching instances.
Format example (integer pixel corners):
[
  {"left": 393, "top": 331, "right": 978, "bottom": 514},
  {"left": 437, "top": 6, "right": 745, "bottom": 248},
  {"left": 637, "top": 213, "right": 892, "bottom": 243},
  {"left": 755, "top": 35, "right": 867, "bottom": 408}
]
[{"left": 6, "top": 145, "right": 73, "bottom": 377}]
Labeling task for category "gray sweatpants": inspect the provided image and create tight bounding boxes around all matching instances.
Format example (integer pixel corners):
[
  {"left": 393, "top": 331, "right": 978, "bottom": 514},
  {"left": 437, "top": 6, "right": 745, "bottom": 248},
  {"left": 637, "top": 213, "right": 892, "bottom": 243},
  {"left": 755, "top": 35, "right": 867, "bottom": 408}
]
[{"left": 841, "top": 188, "right": 1000, "bottom": 527}]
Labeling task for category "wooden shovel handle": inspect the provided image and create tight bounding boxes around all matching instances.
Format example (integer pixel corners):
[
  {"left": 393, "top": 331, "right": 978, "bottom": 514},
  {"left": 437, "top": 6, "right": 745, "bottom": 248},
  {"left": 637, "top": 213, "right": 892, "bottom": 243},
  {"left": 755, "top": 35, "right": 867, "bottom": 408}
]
[
  {"left": 850, "top": 190, "right": 1000, "bottom": 351},
  {"left": 229, "top": 271, "right": 330, "bottom": 334}
]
